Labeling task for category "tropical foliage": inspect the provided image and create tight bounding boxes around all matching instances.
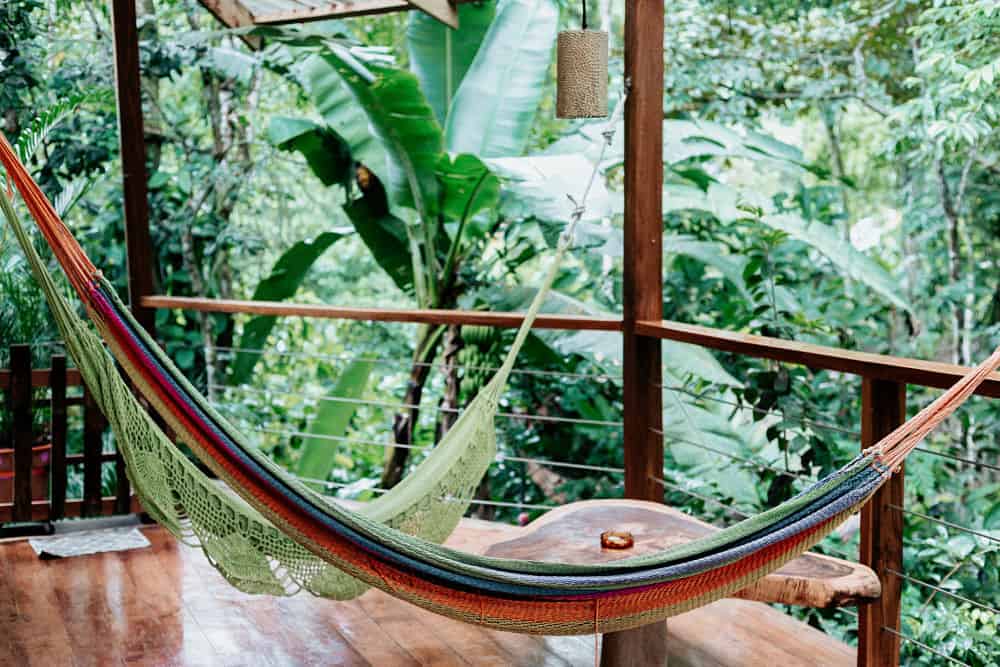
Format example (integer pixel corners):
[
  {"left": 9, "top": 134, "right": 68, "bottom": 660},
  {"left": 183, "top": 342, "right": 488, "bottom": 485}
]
[{"left": 1, "top": 0, "right": 998, "bottom": 662}]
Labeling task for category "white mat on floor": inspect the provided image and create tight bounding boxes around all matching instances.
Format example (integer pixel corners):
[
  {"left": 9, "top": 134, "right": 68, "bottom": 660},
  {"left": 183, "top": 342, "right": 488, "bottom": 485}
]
[{"left": 29, "top": 526, "right": 150, "bottom": 559}]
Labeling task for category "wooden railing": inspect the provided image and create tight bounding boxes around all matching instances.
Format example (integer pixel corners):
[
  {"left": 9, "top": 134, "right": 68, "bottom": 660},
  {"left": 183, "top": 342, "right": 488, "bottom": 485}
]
[
  {"left": 145, "top": 296, "right": 1000, "bottom": 665},
  {"left": 0, "top": 344, "right": 137, "bottom": 534}
]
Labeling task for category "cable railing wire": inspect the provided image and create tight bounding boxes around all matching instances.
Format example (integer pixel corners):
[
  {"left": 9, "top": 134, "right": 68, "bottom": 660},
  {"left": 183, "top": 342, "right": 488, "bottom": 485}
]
[
  {"left": 236, "top": 425, "right": 625, "bottom": 476},
  {"left": 210, "top": 384, "right": 624, "bottom": 428},
  {"left": 880, "top": 626, "right": 971, "bottom": 667},
  {"left": 651, "top": 427, "right": 814, "bottom": 483},
  {"left": 888, "top": 568, "right": 1000, "bottom": 616},
  {"left": 295, "top": 474, "right": 557, "bottom": 512},
  {"left": 890, "top": 505, "right": 999, "bottom": 545},
  {"left": 649, "top": 474, "right": 753, "bottom": 519},
  {"left": 659, "top": 382, "right": 862, "bottom": 438},
  {"left": 911, "top": 446, "right": 1000, "bottom": 473},
  {"left": 206, "top": 345, "right": 621, "bottom": 382}
]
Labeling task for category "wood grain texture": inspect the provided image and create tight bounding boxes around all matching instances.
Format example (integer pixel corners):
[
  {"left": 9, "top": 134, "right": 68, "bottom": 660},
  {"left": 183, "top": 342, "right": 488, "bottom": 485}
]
[
  {"left": 619, "top": 0, "right": 666, "bottom": 662},
  {"left": 9, "top": 346, "right": 33, "bottom": 523},
  {"left": 0, "top": 497, "right": 142, "bottom": 522},
  {"left": 250, "top": 0, "right": 476, "bottom": 26},
  {"left": 484, "top": 499, "right": 880, "bottom": 609},
  {"left": 111, "top": 0, "right": 157, "bottom": 336},
  {"left": 0, "top": 367, "right": 83, "bottom": 391},
  {"left": 0, "top": 522, "right": 855, "bottom": 666},
  {"left": 48, "top": 355, "right": 67, "bottom": 521},
  {"left": 637, "top": 319, "right": 1000, "bottom": 398},
  {"left": 858, "top": 379, "right": 906, "bottom": 667},
  {"left": 198, "top": 0, "right": 262, "bottom": 48},
  {"left": 143, "top": 295, "right": 624, "bottom": 331},
  {"left": 81, "top": 389, "right": 105, "bottom": 518}
]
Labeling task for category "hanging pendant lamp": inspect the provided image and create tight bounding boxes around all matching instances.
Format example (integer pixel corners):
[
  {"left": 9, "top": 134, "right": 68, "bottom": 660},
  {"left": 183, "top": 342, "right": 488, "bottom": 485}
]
[{"left": 556, "top": 1, "right": 609, "bottom": 119}]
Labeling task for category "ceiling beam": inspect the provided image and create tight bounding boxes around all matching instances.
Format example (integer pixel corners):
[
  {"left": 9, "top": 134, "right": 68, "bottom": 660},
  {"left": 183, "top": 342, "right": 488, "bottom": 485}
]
[
  {"left": 199, "top": 0, "right": 262, "bottom": 48},
  {"left": 253, "top": 1, "right": 473, "bottom": 28}
]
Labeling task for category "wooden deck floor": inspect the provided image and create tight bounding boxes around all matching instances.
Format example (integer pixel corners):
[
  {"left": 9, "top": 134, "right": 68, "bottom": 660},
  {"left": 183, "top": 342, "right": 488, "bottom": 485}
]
[{"left": 0, "top": 522, "right": 855, "bottom": 666}]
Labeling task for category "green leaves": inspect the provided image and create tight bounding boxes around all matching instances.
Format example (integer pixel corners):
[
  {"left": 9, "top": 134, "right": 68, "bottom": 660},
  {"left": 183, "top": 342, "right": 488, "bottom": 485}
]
[
  {"left": 343, "top": 192, "right": 415, "bottom": 293},
  {"left": 436, "top": 153, "right": 500, "bottom": 223},
  {"left": 268, "top": 117, "right": 353, "bottom": 190},
  {"left": 760, "top": 213, "right": 910, "bottom": 314},
  {"left": 230, "top": 230, "right": 351, "bottom": 384},
  {"left": 305, "top": 48, "right": 444, "bottom": 221},
  {"left": 663, "top": 182, "right": 912, "bottom": 314},
  {"left": 407, "top": 2, "right": 496, "bottom": 123},
  {"left": 297, "top": 52, "right": 386, "bottom": 186},
  {"left": 444, "top": 0, "right": 559, "bottom": 157},
  {"left": 294, "top": 360, "right": 374, "bottom": 480}
]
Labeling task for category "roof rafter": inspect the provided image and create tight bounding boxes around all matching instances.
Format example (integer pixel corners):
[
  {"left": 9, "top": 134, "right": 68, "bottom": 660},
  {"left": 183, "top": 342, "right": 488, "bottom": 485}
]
[{"left": 198, "top": 1, "right": 472, "bottom": 36}]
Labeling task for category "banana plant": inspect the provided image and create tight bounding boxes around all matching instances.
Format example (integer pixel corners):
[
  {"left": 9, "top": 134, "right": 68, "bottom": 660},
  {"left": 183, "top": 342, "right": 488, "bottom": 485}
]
[{"left": 254, "top": 0, "right": 558, "bottom": 486}]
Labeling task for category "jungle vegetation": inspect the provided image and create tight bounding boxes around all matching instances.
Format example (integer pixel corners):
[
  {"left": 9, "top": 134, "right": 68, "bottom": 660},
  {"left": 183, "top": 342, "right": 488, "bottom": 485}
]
[{"left": 0, "top": 1, "right": 997, "bottom": 662}]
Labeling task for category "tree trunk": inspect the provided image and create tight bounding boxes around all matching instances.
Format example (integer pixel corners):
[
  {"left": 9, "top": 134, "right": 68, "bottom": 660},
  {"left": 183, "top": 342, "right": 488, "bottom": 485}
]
[
  {"left": 435, "top": 324, "right": 463, "bottom": 441},
  {"left": 381, "top": 325, "right": 444, "bottom": 488}
]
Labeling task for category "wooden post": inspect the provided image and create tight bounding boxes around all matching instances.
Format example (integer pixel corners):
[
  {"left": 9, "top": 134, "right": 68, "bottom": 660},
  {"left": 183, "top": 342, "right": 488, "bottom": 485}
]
[
  {"left": 602, "top": 2, "right": 666, "bottom": 666},
  {"left": 49, "top": 354, "right": 68, "bottom": 521},
  {"left": 111, "top": 0, "right": 156, "bottom": 335},
  {"left": 82, "top": 387, "right": 105, "bottom": 517},
  {"left": 10, "top": 345, "right": 33, "bottom": 523},
  {"left": 858, "top": 378, "right": 906, "bottom": 667},
  {"left": 114, "top": 441, "right": 131, "bottom": 515}
]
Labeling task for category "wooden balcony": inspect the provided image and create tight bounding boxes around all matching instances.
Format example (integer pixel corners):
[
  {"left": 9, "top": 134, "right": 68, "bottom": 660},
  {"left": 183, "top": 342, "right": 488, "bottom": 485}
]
[{"left": 0, "top": 521, "right": 858, "bottom": 666}]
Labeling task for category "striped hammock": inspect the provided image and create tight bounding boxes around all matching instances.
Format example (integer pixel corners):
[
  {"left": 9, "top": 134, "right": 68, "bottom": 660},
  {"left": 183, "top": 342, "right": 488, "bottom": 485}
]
[{"left": 2, "top": 132, "right": 998, "bottom": 636}]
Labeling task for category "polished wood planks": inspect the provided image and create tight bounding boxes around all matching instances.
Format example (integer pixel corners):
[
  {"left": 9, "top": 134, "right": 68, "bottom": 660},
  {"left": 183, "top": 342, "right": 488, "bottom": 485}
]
[{"left": 0, "top": 520, "right": 854, "bottom": 666}]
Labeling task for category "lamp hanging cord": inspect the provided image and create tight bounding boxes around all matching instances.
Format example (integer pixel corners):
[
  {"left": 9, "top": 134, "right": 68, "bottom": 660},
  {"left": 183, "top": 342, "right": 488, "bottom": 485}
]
[{"left": 582, "top": 0, "right": 587, "bottom": 30}]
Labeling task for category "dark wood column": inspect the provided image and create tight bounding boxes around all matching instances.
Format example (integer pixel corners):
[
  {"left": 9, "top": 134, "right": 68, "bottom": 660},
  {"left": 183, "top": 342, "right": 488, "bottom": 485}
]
[
  {"left": 858, "top": 378, "right": 906, "bottom": 667},
  {"left": 111, "top": 0, "right": 156, "bottom": 335},
  {"left": 602, "top": 1, "right": 666, "bottom": 665}
]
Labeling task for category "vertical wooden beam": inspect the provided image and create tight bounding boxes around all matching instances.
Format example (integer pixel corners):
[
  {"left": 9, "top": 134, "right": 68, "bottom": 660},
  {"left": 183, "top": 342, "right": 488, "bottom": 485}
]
[
  {"left": 114, "top": 441, "right": 131, "bottom": 516},
  {"left": 602, "top": 2, "right": 666, "bottom": 666},
  {"left": 49, "top": 354, "right": 68, "bottom": 521},
  {"left": 622, "top": 0, "right": 664, "bottom": 504},
  {"left": 82, "top": 387, "right": 105, "bottom": 517},
  {"left": 111, "top": 0, "right": 157, "bottom": 335},
  {"left": 858, "top": 378, "right": 906, "bottom": 667},
  {"left": 10, "top": 345, "right": 33, "bottom": 523}
]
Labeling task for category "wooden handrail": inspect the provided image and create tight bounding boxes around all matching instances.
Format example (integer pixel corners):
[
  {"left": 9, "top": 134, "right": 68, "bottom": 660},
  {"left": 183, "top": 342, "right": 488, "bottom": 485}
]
[
  {"left": 0, "top": 367, "right": 83, "bottom": 390},
  {"left": 142, "top": 296, "right": 624, "bottom": 331},
  {"left": 637, "top": 320, "right": 1000, "bottom": 398}
]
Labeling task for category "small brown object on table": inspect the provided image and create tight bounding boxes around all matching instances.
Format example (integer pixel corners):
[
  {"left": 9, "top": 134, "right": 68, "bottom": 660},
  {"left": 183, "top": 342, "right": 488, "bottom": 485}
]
[{"left": 481, "top": 499, "right": 881, "bottom": 666}]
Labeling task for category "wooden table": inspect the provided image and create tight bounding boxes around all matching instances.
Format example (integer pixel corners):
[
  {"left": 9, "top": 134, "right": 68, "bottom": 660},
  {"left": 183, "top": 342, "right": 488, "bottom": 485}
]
[{"left": 482, "top": 499, "right": 880, "bottom": 667}]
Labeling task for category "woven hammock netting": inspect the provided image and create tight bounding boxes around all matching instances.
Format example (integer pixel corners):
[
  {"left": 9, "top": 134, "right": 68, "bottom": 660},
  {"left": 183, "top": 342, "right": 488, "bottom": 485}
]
[{"left": 3, "top": 187, "right": 502, "bottom": 598}]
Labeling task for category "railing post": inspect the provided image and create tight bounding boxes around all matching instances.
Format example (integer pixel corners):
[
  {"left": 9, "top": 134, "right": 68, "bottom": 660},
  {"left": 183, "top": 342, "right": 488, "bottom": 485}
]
[
  {"left": 111, "top": 0, "right": 157, "bottom": 336},
  {"left": 82, "top": 386, "right": 105, "bottom": 517},
  {"left": 858, "top": 378, "right": 906, "bottom": 667},
  {"left": 10, "top": 345, "right": 33, "bottom": 523},
  {"left": 49, "top": 354, "right": 68, "bottom": 521},
  {"left": 603, "top": 1, "right": 666, "bottom": 666}
]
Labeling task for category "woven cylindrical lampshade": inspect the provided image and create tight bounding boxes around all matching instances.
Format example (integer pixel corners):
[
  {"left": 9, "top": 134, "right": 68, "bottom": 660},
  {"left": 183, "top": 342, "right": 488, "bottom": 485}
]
[{"left": 556, "top": 29, "right": 609, "bottom": 119}]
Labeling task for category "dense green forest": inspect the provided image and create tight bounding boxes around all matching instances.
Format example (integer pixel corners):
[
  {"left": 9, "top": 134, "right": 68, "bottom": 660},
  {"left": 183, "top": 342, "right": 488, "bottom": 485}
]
[{"left": 0, "top": 0, "right": 997, "bottom": 662}]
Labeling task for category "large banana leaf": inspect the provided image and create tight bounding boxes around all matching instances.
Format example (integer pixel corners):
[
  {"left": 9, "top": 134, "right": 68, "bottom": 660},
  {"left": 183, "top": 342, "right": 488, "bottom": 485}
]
[
  {"left": 268, "top": 117, "right": 353, "bottom": 190},
  {"left": 303, "top": 48, "right": 444, "bottom": 221},
  {"left": 297, "top": 53, "right": 386, "bottom": 185},
  {"left": 407, "top": 2, "right": 496, "bottom": 124},
  {"left": 444, "top": 0, "right": 558, "bottom": 157},
  {"left": 229, "top": 230, "right": 352, "bottom": 384},
  {"left": 295, "top": 360, "right": 374, "bottom": 480},
  {"left": 343, "top": 194, "right": 415, "bottom": 293}
]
